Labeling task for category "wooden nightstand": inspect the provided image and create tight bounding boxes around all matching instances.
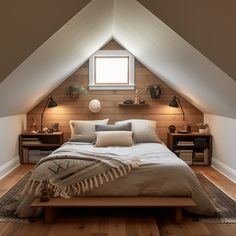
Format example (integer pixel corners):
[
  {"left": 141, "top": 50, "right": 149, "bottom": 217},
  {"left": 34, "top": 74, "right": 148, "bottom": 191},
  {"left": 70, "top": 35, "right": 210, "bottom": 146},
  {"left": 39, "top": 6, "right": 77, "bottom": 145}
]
[
  {"left": 167, "top": 132, "right": 212, "bottom": 166},
  {"left": 19, "top": 132, "right": 64, "bottom": 164}
]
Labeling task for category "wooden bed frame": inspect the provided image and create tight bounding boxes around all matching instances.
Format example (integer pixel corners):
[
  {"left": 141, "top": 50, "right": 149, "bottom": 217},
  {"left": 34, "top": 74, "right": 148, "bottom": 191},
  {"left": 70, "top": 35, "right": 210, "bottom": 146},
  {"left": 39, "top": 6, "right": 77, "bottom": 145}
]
[{"left": 31, "top": 196, "right": 196, "bottom": 224}]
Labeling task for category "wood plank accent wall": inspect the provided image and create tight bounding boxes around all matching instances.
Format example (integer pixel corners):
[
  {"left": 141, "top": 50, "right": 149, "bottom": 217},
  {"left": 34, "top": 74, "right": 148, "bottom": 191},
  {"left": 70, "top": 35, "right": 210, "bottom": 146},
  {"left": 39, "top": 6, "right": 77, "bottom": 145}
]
[{"left": 27, "top": 40, "right": 203, "bottom": 144}]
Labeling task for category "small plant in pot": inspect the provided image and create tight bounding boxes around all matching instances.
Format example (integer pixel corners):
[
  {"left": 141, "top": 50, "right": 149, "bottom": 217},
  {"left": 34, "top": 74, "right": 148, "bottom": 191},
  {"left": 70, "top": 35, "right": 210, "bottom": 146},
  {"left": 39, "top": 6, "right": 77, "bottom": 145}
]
[
  {"left": 67, "top": 85, "right": 87, "bottom": 99},
  {"left": 197, "top": 123, "right": 209, "bottom": 134},
  {"left": 146, "top": 84, "right": 161, "bottom": 99}
]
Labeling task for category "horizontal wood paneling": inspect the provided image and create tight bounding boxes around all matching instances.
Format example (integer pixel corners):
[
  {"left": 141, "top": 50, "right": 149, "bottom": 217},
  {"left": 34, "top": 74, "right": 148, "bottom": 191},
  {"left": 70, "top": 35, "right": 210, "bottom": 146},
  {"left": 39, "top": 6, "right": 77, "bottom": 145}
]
[{"left": 27, "top": 40, "right": 203, "bottom": 144}]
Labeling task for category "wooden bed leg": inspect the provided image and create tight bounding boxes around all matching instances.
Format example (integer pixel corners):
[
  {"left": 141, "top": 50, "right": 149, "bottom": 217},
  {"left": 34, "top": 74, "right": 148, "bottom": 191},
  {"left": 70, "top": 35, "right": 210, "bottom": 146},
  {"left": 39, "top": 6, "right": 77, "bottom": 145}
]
[
  {"left": 44, "top": 207, "right": 56, "bottom": 224},
  {"left": 174, "top": 207, "right": 183, "bottom": 224}
]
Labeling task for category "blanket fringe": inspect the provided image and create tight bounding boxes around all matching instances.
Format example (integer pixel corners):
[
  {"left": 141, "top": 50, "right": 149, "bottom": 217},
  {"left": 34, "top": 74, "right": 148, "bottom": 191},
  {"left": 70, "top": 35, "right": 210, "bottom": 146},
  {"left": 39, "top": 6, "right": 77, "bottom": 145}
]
[{"left": 24, "top": 159, "right": 141, "bottom": 198}]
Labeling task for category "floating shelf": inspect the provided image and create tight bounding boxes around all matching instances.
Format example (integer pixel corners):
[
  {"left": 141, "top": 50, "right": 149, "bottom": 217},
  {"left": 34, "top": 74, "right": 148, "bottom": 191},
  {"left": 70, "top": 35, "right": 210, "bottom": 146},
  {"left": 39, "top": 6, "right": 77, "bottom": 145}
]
[{"left": 118, "top": 103, "right": 149, "bottom": 107}]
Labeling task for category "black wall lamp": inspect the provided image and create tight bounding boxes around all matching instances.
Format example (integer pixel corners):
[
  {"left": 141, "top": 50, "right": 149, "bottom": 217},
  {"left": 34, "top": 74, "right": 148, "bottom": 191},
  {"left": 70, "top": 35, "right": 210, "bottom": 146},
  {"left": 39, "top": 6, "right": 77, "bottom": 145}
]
[
  {"left": 39, "top": 97, "right": 57, "bottom": 132},
  {"left": 169, "top": 96, "right": 185, "bottom": 121},
  {"left": 169, "top": 96, "right": 191, "bottom": 133}
]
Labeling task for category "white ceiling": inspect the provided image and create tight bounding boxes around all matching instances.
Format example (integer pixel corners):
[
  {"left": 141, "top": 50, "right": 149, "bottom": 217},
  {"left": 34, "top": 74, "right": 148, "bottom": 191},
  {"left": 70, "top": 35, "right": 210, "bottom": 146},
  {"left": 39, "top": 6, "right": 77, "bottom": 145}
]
[{"left": 0, "top": 0, "right": 236, "bottom": 119}]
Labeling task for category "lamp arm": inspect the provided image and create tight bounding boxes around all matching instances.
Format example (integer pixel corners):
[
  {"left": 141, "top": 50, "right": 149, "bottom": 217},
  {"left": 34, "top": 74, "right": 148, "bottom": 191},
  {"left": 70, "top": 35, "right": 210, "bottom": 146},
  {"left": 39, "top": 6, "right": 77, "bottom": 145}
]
[
  {"left": 40, "top": 98, "right": 50, "bottom": 131},
  {"left": 177, "top": 98, "right": 185, "bottom": 121}
]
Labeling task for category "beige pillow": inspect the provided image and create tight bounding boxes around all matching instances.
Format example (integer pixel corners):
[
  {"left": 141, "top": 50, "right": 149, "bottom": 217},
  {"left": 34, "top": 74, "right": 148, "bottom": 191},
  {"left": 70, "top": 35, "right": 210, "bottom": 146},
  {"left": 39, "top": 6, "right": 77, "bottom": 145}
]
[
  {"left": 115, "top": 119, "right": 161, "bottom": 143},
  {"left": 69, "top": 119, "right": 109, "bottom": 142},
  {"left": 95, "top": 131, "right": 134, "bottom": 147}
]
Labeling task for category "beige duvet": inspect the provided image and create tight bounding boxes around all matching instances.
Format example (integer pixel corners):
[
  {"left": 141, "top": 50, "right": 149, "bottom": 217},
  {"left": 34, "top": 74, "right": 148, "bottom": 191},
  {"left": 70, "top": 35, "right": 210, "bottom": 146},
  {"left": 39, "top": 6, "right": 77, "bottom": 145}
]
[{"left": 17, "top": 142, "right": 216, "bottom": 217}]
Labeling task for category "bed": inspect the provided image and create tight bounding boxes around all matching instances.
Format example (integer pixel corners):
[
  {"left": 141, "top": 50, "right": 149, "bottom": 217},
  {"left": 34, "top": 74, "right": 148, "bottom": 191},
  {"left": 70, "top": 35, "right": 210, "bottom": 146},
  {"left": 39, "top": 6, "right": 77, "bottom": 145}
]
[{"left": 16, "top": 119, "right": 216, "bottom": 221}]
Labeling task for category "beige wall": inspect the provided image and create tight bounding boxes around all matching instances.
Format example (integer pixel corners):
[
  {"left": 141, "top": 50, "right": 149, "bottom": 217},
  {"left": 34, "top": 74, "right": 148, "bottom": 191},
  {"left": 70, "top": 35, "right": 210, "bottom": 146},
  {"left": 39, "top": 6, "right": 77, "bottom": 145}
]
[
  {"left": 0, "top": 114, "right": 26, "bottom": 178},
  {"left": 204, "top": 114, "right": 236, "bottom": 183}
]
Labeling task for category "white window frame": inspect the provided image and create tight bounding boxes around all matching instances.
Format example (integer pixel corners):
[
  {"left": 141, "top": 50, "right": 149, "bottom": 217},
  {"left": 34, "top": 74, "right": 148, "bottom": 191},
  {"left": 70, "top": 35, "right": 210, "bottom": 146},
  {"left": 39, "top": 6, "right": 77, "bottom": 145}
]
[{"left": 89, "top": 50, "right": 135, "bottom": 90}]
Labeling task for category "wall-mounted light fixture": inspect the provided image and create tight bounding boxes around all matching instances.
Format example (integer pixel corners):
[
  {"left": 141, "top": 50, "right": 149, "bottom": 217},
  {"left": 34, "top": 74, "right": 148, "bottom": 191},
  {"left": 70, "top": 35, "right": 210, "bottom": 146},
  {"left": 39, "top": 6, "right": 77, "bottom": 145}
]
[
  {"left": 169, "top": 96, "right": 185, "bottom": 121},
  {"left": 39, "top": 97, "right": 57, "bottom": 132},
  {"left": 169, "top": 96, "right": 190, "bottom": 133}
]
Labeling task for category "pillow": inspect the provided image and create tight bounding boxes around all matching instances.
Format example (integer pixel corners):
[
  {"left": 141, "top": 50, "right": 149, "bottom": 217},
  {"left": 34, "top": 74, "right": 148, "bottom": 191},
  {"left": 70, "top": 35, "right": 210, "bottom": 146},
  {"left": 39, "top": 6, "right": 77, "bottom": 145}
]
[
  {"left": 69, "top": 119, "right": 109, "bottom": 142},
  {"left": 95, "top": 122, "right": 131, "bottom": 132},
  {"left": 115, "top": 119, "right": 161, "bottom": 143},
  {"left": 94, "top": 131, "right": 134, "bottom": 147}
]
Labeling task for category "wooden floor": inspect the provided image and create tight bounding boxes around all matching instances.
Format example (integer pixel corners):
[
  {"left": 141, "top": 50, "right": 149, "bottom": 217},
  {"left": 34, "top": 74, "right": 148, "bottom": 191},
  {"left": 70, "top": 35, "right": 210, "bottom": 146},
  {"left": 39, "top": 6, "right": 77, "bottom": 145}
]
[{"left": 0, "top": 165, "right": 236, "bottom": 236}]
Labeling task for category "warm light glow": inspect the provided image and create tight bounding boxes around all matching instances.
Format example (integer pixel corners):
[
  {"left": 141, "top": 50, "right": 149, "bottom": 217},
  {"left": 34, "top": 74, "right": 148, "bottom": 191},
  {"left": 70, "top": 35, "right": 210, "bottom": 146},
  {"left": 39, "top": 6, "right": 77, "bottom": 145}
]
[{"left": 95, "top": 57, "right": 129, "bottom": 84}]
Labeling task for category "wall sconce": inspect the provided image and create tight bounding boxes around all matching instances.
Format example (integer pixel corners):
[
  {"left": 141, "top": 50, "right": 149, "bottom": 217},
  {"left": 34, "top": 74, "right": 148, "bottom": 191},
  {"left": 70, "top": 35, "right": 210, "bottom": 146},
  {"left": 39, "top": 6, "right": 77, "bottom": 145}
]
[
  {"left": 169, "top": 96, "right": 190, "bottom": 133},
  {"left": 169, "top": 96, "right": 185, "bottom": 121},
  {"left": 89, "top": 99, "right": 101, "bottom": 113},
  {"left": 39, "top": 97, "right": 57, "bottom": 132}
]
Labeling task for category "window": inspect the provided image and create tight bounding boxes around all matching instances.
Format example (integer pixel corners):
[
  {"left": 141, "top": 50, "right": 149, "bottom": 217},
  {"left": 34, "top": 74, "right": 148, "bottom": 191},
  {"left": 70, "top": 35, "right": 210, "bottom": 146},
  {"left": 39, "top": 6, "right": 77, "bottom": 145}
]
[{"left": 89, "top": 50, "right": 135, "bottom": 90}]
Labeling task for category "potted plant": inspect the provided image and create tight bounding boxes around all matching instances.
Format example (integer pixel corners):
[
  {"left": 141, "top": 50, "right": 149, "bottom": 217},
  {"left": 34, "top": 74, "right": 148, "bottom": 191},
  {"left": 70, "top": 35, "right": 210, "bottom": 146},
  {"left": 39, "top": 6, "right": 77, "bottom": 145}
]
[
  {"left": 67, "top": 85, "right": 88, "bottom": 99},
  {"left": 146, "top": 84, "right": 161, "bottom": 99},
  {"left": 197, "top": 123, "right": 209, "bottom": 134}
]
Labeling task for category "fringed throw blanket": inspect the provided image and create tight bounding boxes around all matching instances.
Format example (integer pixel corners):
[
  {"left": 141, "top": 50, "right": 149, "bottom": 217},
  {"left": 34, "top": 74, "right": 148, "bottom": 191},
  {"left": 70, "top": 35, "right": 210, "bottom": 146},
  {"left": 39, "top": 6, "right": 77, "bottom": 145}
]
[{"left": 23, "top": 142, "right": 141, "bottom": 198}]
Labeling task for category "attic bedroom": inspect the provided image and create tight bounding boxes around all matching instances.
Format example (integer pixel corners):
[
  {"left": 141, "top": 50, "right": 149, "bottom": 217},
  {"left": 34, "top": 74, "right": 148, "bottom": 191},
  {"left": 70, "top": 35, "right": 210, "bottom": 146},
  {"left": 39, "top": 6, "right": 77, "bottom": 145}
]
[{"left": 0, "top": 0, "right": 236, "bottom": 235}]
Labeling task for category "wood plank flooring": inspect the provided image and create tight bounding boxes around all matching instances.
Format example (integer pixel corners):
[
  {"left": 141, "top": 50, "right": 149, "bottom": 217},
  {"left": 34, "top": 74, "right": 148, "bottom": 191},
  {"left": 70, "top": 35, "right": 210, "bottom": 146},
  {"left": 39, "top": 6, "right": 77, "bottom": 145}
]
[{"left": 0, "top": 165, "right": 236, "bottom": 236}]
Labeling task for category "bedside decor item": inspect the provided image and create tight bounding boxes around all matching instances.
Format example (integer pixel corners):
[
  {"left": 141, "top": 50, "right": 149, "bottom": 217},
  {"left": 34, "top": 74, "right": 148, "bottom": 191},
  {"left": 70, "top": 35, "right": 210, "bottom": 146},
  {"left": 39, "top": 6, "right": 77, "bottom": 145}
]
[
  {"left": 197, "top": 123, "right": 209, "bottom": 134},
  {"left": 47, "top": 127, "right": 55, "bottom": 133},
  {"left": 52, "top": 123, "right": 59, "bottom": 132},
  {"left": 134, "top": 89, "right": 140, "bottom": 104},
  {"left": 168, "top": 125, "right": 176, "bottom": 133},
  {"left": 89, "top": 99, "right": 101, "bottom": 113},
  {"left": 67, "top": 85, "right": 87, "bottom": 99},
  {"left": 147, "top": 84, "right": 161, "bottom": 99},
  {"left": 30, "top": 118, "right": 38, "bottom": 133},
  {"left": 169, "top": 96, "right": 189, "bottom": 133},
  {"left": 123, "top": 99, "right": 134, "bottom": 104},
  {"left": 39, "top": 97, "right": 57, "bottom": 133}
]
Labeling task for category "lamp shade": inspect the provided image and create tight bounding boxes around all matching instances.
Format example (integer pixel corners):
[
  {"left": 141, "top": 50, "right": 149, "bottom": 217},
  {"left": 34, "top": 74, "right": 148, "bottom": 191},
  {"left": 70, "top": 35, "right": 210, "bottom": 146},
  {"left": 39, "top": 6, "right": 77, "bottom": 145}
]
[
  {"left": 48, "top": 97, "right": 57, "bottom": 108},
  {"left": 169, "top": 96, "right": 179, "bottom": 108},
  {"left": 89, "top": 99, "right": 101, "bottom": 113}
]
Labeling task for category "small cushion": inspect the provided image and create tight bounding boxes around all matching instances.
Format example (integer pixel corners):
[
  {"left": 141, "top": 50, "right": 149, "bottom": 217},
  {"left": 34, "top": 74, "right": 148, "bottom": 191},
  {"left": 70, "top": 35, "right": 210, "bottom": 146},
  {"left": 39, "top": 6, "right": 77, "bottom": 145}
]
[
  {"left": 115, "top": 119, "right": 161, "bottom": 143},
  {"left": 95, "top": 131, "right": 134, "bottom": 147},
  {"left": 95, "top": 123, "right": 132, "bottom": 132},
  {"left": 69, "top": 119, "right": 109, "bottom": 142}
]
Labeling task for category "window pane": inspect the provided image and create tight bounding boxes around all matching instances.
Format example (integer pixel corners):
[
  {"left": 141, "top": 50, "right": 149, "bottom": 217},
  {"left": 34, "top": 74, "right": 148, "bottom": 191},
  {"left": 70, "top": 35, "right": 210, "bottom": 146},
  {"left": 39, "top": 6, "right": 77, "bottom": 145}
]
[{"left": 95, "top": 57, "right": 129, "bottom": 84}]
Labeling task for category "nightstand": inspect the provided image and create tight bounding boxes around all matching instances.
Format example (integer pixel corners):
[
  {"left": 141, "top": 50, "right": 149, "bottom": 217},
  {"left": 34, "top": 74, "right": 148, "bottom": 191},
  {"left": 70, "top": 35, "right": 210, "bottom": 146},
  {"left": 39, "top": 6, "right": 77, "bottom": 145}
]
[
  {"left": 19, "top": 132, "right": 64, "bottom": 164},
  {"left": 167, "top": 132, "right": 212, "bottom": 166}
]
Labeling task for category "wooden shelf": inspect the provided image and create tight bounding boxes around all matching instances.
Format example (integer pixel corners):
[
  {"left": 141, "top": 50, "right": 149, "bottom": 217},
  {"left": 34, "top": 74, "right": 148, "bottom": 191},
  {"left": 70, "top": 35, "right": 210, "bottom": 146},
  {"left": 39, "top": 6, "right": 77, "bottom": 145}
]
[
  {"left": 167, "top": 132, "right": 212, "bottom": 166},
  {"left": 118, "top": 103, "right": 149, "bottom": 107},
  {"left": 22, "top": 144, "right": 61, "bottom": 147},
  {"left": 19, "top": 132, "right": 64, "bottom": 164}
]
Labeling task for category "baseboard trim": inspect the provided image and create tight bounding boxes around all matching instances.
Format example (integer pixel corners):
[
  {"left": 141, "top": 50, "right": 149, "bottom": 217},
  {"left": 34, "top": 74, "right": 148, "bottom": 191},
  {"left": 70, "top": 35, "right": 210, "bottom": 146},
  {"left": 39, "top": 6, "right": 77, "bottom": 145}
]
[
  {"left": 212, "top": 158, "right": 236, "bottom": 184},
  {"left": 0, "top": 156, "right": 20, "bottom": 179}
]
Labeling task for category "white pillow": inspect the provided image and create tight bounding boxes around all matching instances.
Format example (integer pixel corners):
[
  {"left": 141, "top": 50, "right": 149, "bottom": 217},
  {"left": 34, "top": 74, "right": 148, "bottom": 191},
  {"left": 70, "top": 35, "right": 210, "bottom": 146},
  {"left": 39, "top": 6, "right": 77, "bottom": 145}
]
[
  {"left": 95, "top": 131, "right": 134, "bottom": 147},
  {"left": 70, "top": 119, "right": 109, "bottom": 142},
  {"left": 115, "top": 119, "right": 161, "bottom": 143}
]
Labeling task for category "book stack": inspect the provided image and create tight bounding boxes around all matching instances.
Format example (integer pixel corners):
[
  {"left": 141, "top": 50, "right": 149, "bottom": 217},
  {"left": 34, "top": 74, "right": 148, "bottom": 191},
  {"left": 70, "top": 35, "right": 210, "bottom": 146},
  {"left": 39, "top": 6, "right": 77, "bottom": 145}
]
[
  {"left": 175, "top": 149, "right": 193, "bottom": 165},
  {"left": 193, "top": 152, "right": 204, "bottom": 163},
  {"left": 28, "top": 150, "right": 52, "bottom": 163},
  {"left": 193, "top": 148, "right": 209, "bottom": 165},
  {"left": 22, "top": 137, "right": 42, "bottom": 145},
  {"left": 176, "top": 141, "right": 194, "bottom": 147}
]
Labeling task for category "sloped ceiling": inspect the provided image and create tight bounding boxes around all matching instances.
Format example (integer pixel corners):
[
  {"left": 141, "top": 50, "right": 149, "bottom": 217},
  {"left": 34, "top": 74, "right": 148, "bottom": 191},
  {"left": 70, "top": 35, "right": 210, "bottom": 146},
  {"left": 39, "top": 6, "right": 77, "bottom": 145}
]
[
  {"left": 0, "top": 0, "right": 92, "bottom": 82},
  {"left": 137, "top": 0, "right": 236, "bottom": 81},
  {"left": 0, "top": 0, "right": 113, "bottom": 117},
  {"left": 0, "top": 0, "right": 236, "bottom": 119}
]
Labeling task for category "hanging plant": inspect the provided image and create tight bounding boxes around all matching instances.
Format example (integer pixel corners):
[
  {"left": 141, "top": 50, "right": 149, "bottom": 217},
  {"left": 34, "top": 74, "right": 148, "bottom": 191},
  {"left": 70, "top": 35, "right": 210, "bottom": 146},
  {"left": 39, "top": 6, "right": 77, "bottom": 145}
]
[
  {"left": 67, "top": 85, "right": 88, "bottom": 99},
  {"left": 146, "top": 84, "right": 161, "bottom": 99}
]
